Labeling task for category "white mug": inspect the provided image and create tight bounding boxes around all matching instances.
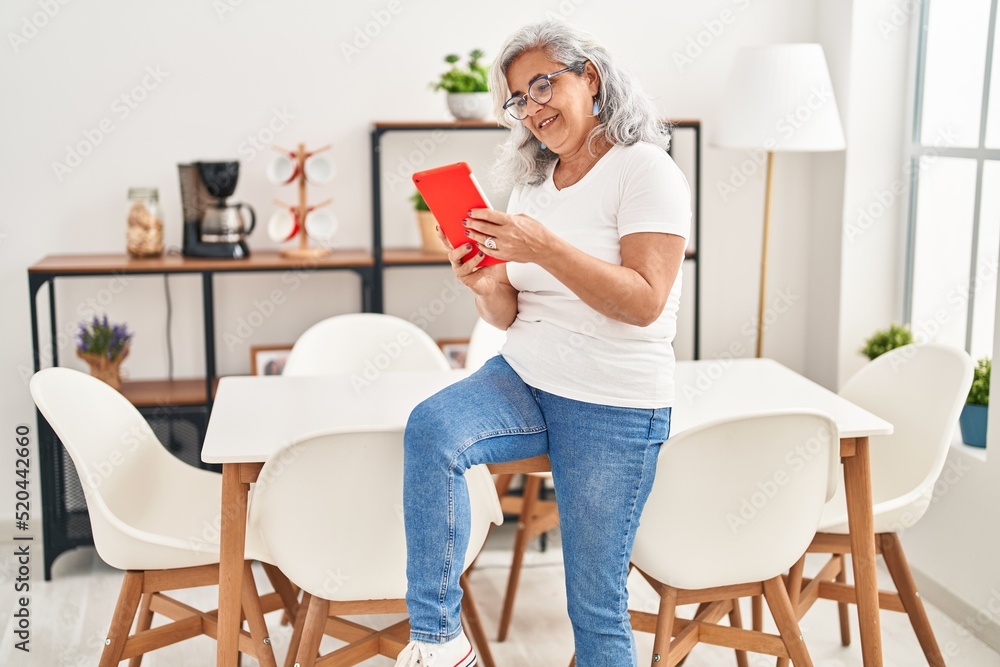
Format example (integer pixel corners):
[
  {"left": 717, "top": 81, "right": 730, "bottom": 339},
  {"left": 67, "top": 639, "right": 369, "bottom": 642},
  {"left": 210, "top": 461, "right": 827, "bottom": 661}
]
[
  {"left": 266, "top": 154, "right": 298, "bottom": 185},
  {"left": 304, "top": 154, "right": 336, "bottom": 185},
  {"left": 305, "top": 210, "right": 337, "bottom": 240},
  {"left": 267, "top": 209, "right": 299, "bottom": 242}
]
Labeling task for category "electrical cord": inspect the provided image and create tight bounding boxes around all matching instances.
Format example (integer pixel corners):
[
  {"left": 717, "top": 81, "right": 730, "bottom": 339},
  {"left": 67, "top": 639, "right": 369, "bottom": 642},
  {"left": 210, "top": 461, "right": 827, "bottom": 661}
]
[{"left": 164, "top": 273, "right": 174, "bottom": 380}]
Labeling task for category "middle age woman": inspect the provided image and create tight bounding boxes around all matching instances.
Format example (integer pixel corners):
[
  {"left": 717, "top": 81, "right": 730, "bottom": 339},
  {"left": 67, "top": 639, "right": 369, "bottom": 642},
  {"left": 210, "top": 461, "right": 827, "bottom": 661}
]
[{"left": 395, "top": 19, "right": 690, "bottom": 667}]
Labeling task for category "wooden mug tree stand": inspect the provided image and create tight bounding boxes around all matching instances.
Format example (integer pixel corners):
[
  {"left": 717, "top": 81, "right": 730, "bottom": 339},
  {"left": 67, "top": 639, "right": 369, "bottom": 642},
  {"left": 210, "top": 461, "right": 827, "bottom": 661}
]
[{"left": 272, "top": 142, "right": 332, "bottom": 259}]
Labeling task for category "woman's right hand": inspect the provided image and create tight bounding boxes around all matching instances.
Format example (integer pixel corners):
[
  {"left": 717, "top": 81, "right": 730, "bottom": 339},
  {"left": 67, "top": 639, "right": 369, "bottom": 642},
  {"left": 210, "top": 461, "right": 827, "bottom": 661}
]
[{"left": 437, "top": 225, "right": 504, "bottom": 298}]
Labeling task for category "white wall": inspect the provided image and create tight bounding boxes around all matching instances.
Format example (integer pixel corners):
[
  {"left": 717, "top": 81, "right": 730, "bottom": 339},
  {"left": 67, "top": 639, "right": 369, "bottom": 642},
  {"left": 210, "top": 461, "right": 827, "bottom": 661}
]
[{"left": 2, "top": 0, "right": 825, "bottom": 553}]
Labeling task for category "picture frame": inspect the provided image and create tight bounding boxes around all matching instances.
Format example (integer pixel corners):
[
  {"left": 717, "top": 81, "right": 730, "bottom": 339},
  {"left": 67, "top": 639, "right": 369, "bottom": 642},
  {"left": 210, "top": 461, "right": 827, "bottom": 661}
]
[
  {"left": 250, "top": 344, "right": 293, "bottom": 376},
  {"left": 437, "top": 337, "right": 470, "bottom": 370}
]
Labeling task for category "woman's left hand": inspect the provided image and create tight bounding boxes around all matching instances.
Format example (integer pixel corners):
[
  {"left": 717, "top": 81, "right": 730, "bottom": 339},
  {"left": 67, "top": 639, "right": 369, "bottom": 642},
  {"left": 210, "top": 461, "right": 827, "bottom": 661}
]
[{"left": 463, "top": 208, "right": 555, "bottom": 264}]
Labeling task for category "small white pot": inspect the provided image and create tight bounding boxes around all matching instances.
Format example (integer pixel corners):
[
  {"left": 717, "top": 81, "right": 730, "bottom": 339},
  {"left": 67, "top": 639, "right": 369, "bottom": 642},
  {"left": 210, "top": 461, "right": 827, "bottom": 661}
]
[{"left": 446, "top": 92, "right": 494, "bottom": 120}]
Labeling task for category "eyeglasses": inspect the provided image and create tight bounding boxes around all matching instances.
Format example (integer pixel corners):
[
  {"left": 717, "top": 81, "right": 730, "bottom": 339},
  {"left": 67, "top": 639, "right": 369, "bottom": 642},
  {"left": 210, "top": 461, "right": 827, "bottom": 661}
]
[{"left": 502, "top": 64, "right": 582, "bottom": 120}]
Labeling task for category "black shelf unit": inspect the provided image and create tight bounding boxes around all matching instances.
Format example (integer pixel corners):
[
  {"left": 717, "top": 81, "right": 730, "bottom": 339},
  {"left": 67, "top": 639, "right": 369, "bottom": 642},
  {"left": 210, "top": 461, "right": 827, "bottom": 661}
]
[
  {"left": 369, "top": 119, "right": 702, "bottom": 358},
  {"left": 27, "top": 251, "right": 374, "bottom": 579}
]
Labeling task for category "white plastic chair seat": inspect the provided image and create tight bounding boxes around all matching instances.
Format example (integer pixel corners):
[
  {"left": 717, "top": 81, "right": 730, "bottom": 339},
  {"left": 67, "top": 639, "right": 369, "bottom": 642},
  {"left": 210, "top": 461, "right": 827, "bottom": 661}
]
[
  {"left": 30, "top": 366, "right": 293, "bottom": 667},
  {"left": 29, "top": 367, "right": 275, "bottom": 571},
  {"left": 249, "top": 428, "right": 501, "bottom": 601},
  {"left": 632, "top": 410, "right": 840, "bottom": 591},
  {"left": 818, "top": 343, "right": 973, "bottom": 535},
  {"left": 815, "top": 472, "right": 935, "bottom": 534}
]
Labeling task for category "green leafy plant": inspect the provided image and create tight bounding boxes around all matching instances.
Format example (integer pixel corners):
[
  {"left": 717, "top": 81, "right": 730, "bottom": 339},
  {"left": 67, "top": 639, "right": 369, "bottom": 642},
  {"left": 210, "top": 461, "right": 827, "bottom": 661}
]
[
  {"left": 968, "top": 357, "right": 991, "bottom": 406},
  {"left": 410, "top": 190, "right": 430, "bottom": 212},
  {"left": 76, "top": 314, "right": 132, "bottom": 360},
  {"left": 861, "top": 323, "right": 914, "bottom": 360},
  {"left": 431, "top": 50, "right": 490, "bottom": 93}
]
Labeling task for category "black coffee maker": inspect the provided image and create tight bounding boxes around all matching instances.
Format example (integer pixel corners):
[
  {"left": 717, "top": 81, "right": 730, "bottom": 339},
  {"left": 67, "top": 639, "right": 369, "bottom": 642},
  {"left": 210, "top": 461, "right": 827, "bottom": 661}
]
[{"left": 178, "top": 161, "right": 256, "bottom": 258}]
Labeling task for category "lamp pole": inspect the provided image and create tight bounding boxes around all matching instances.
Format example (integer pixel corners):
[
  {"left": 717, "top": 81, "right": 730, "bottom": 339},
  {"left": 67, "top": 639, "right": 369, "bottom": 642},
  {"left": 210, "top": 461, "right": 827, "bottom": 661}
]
[{"left": 756, "top": 150, "right": 775, "bottom": 358}]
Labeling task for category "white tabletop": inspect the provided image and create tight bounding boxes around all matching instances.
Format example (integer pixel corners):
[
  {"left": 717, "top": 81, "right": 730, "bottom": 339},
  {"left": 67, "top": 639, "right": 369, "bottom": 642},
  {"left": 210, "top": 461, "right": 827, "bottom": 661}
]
[
  {"left": 202, "top": 358, "right": 891, "bottom": 465},
  {"left": 672, "top": 358, "right": 893, "bottom": 439}
]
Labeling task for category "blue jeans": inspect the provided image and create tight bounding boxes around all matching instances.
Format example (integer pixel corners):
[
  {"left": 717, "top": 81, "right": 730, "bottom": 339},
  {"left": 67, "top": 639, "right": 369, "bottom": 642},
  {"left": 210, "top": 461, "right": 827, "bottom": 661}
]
[{"left": 403, "top": 356, "right": 671, "bottom": 666}]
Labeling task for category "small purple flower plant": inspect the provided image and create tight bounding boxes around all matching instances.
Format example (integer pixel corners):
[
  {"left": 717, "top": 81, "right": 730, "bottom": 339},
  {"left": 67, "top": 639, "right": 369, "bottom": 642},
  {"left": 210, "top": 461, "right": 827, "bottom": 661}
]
[{"left": 76, "top": 314, "right": 132, "bottom": 361}]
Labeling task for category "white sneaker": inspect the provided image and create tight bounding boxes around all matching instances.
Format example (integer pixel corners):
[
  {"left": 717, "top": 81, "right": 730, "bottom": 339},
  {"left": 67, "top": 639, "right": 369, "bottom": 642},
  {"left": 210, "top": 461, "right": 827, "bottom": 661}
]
[{"left": 394, "top": 630, "right": 477, "bottom": 666}]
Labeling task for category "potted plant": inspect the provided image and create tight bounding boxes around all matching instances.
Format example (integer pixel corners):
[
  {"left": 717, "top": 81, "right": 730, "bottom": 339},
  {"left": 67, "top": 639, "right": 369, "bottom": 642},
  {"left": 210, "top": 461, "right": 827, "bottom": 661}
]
[
  {"left": 76, "top": 314, "right": 132, "bottom": 390},
  {"left": 960, "top": 356, "right": 990, "bottom": 448},
  {"left": 411, "top": 191, "right": 447, "bottom": 255},
  {"left": 432, "top": 50, "right": 492, "bottom": 120},
  {"left": 861, "top": 323, "right": 914, "bottom": 360}
]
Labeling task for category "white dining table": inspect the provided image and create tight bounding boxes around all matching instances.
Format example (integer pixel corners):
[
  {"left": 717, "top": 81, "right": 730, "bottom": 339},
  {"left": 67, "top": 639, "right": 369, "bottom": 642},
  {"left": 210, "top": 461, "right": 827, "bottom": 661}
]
[{"left": 203, "top": 357, "right": 892, "bottom": 667}]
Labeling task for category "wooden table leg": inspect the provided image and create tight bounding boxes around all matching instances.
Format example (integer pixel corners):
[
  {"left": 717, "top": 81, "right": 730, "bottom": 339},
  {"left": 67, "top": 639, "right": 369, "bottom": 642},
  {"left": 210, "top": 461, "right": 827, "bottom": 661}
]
[
  {"left": 218, "top": 463, "right": 249, "bottom": 666},
  {"left": 842, "top": 436, "right": 883, "bottom": 667}
]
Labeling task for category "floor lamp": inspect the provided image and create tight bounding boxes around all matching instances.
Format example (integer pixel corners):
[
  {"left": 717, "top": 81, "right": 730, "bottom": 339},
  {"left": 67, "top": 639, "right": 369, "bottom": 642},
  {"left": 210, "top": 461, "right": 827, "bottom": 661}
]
[{"left": 712, "top": 44, "right": 845, "bottom": 357}]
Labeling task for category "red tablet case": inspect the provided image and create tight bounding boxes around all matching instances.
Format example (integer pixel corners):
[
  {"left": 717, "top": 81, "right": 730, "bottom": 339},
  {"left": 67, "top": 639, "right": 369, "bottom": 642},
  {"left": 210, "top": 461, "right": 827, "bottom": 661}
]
[{"left": 412, "top": 162, "right": 506, "bottom": 267}]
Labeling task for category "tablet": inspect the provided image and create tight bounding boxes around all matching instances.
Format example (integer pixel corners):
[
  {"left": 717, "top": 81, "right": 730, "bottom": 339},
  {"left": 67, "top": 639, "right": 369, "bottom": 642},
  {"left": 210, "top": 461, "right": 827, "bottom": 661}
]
[{"left": 412, "top": 162, "right": 506, "bottom": 267}]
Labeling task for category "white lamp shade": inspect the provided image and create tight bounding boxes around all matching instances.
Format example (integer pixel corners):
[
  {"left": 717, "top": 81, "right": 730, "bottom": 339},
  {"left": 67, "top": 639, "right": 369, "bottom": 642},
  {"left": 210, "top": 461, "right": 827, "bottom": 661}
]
[{"left": 712, "top": 44, "right": 845, "bottom": 152}]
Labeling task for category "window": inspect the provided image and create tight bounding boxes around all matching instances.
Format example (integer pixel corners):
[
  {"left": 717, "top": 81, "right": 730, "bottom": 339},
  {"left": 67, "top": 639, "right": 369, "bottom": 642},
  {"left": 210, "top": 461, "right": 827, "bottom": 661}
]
[{"left": 905, "top": 0, "right": 1000, "bottom": 362}]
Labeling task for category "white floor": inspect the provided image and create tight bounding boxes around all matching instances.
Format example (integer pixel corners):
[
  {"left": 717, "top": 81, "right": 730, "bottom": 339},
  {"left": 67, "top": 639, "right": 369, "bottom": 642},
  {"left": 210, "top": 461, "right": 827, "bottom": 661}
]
[{"left": 2, "top": 525, "right": 999, "bottom": 666}]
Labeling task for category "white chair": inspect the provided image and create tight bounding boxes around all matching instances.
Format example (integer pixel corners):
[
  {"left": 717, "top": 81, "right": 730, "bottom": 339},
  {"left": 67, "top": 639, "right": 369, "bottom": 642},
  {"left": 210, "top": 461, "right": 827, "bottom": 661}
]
[
  {"left": 279, "top": 312, "right": 501, "bottom": 663},
  {"left": 29, "top": 367, "right": 295, "bottom": 667},
  {"left": 249, "top": 428, "right": 502, "bottom": 666},
  {"left": 283, "top": 313, "right": 450, "bottom": 376},
  {"left": 465, "top": 318, "right": 507, "bottom": 372},
  {"left": 783, "top": 343, "right": 973, "bottom": 667},
  {"left": 627, "top": 411, "right": 840, "bottom": 667}
]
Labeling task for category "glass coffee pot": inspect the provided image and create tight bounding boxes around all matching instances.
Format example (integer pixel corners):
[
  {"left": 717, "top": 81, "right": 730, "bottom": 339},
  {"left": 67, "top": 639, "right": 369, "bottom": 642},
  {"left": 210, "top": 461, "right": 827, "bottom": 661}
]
[{"left": 200, "top": 201, "right": 256, "bottom": 243}]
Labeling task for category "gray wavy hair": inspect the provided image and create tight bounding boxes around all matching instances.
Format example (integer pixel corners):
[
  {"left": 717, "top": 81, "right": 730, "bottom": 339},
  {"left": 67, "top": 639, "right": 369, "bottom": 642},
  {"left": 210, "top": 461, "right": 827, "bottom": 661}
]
[{"left": 489, "top": 20, "right": 669, "bottom": 188}]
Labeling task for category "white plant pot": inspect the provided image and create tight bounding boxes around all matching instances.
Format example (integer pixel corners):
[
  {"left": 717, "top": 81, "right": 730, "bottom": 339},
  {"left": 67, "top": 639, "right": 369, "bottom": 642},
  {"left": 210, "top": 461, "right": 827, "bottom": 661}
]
[{"left": 446, "top": 92, "right": 493, "bottom": 120}]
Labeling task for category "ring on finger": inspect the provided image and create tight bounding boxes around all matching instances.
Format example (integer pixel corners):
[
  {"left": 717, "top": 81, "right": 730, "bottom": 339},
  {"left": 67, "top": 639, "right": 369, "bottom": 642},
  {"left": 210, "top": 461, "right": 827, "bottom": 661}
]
[{"left": 484, "top": 236, "right": 498, "bottom": 250}]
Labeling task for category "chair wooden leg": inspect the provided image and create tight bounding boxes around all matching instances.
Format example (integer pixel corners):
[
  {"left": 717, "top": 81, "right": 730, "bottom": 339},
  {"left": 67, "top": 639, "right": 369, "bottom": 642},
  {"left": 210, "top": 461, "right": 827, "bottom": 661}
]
[
  {"left": 728, "top": 600, "right": 749, "bottom": 667},
  {"left": 461, "top": 571, "right": 496, "bottom": 667},
  {"left": 776, "top": 555, "right": 806, "bottom": 667},
  {"left": 241, "top": 562, "right": 278, "bottom": 667},
  {"left": 498, "top": 474, "right": 543, "bottom": 641},
  {"left": 494, "top": 473, "right": 515, "bottom": 498},
  {"left": 100, "top": 571, "right": 144, "bottom": 667},
  {"left": 651, "top": 586, "right": 678, "bottom": 667},
  {"left": 673, "top": 603, "right": 709, "bottom": 667},
  {"left": 752, "top": 594, "right": 763, "bottom": 632},
  {"left": 262, "top": 562, "right": 300, "bottom": 624},
  {"left": 284, "top": 592, "right": 312, "bottom": 667},
  {"left": 293, "top": 595, "right": 329, "bottom": 667},
  {"left": 880, "top": 533, "right": 946, "bottom": 667},
  {"left": 762, "top": 577, "right": 812, "bottom": 667},
  {"left": 834, "top": 554, "right": 851, "bottom": 646},
  {"left": 128, "top": 592, "right": 154, "bottom": 667}
]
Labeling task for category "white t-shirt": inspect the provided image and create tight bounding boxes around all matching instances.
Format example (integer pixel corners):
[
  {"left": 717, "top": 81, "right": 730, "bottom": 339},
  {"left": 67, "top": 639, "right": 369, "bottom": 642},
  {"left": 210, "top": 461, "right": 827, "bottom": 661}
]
[{"left": 501, "top": 141, "right": 691, "bottom": 409}]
